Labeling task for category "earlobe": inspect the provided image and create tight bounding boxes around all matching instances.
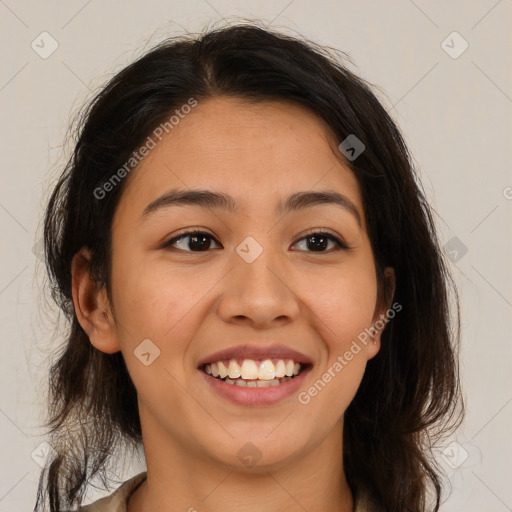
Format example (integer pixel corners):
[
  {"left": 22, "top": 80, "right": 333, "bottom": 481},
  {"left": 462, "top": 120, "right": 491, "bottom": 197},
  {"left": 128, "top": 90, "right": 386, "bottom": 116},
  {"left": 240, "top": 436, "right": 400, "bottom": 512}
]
[
  {"left": 71, "top": 247, "right": 121, "bottom": 354},
  {"left": 365, "top": 329, "right": 382, "bottom": 360}
]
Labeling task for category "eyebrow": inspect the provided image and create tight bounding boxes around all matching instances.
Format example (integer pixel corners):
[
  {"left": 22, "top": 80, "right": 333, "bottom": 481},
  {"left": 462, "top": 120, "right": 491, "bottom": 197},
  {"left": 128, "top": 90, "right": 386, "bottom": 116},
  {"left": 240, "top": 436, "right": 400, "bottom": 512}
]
[{"left": 140, "top": 188, "right": 362, "bottom": 226}]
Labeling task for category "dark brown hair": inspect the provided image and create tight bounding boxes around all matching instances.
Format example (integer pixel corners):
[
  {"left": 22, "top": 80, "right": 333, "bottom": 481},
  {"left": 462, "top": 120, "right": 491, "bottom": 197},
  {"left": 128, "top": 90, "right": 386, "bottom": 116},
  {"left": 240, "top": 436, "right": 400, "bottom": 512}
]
[{"left": 34, "top": 21, "right": 463, "bottom": 512}]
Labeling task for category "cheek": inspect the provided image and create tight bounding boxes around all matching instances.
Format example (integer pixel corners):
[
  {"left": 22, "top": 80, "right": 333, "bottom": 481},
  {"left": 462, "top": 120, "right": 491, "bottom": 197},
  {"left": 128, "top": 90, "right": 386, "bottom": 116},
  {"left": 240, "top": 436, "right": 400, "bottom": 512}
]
[
  {"left": 305, "top": 263, "right": 378, "bottom": 344},
  {"left": 110, "top": 264, "right": 201, "bottom": 404},
  {"left": 110, "top": 243, "right": 206, "bottom": 337},
  {"left": 301, "top": 272, "right": 375, "bottom": 421},
  {"left": 301, "top": 261, "right": 377, "bottom": 412}
]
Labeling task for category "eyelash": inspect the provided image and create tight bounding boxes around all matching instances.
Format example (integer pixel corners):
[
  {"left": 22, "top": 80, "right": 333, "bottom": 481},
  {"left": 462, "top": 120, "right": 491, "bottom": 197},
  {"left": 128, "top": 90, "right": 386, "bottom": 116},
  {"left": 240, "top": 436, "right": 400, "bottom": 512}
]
[{"left": 162, "top": 229, "right": 350, "bottom": 253}]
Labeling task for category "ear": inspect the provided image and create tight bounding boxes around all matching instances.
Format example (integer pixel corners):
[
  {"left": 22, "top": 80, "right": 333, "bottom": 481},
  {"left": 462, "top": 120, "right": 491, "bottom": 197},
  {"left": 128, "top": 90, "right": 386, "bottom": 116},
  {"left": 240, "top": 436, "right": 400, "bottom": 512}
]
[
  {"left": 366, "top": 267, "right": 396, "bottom": 360},
  {"left": 71, "top": 247, "right": 121, "bottom": 354}
]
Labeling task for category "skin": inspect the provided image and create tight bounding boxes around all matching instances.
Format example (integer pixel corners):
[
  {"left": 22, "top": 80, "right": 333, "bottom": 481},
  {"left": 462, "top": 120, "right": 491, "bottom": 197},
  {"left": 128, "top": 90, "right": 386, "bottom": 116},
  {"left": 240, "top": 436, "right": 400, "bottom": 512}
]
[{"left": 72, "top": 97, "right": 395, "bottom": 512}]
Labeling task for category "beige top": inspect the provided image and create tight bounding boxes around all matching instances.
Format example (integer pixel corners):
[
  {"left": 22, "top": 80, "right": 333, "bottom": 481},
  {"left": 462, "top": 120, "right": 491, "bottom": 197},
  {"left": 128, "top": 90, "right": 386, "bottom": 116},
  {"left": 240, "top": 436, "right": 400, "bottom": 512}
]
[
  {"left": 80, "top": 473, "right": 147, "bottom": 512},
  {"left": 79, "top": 471, "right": 374, "bottom": 511}
]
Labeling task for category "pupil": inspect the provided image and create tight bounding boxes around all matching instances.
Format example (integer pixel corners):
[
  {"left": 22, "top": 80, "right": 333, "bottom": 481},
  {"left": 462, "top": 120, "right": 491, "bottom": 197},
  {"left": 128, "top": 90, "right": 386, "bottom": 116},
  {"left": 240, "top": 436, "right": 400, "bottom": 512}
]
[
  {"left": 307, "top": 234, "right": 328, "bottom": 251},
  {"left": 190, "top": 234, "right": 210, "bottom": 251}
]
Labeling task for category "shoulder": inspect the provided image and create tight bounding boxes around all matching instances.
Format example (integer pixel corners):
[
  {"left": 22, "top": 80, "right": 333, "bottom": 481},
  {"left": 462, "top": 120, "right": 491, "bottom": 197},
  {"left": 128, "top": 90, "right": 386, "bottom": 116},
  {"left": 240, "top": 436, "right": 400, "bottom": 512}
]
[{"left": 78, "top": 472, "right": 147, "bottom": 512}]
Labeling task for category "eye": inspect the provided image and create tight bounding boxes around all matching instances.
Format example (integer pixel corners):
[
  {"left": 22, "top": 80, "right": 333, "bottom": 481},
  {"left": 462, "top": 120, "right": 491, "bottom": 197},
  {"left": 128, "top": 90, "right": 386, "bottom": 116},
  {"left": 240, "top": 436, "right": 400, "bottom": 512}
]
[
  {"left": 162, "top": 229, "right": 350, "bottom": 253},
  {"left": 292, "top": 230, "right": 349, "bottom": 253},
  {"left": 163, "top": 230, "right": 222, "bottom": 252}
]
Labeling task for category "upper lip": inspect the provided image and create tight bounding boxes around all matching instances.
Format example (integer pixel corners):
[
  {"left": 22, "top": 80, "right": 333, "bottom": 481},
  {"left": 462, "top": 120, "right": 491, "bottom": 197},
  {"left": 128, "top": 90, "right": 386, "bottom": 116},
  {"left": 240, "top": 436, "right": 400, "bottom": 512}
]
[{"left": 197, "top": 343, "right": 313, "bottom": 367}]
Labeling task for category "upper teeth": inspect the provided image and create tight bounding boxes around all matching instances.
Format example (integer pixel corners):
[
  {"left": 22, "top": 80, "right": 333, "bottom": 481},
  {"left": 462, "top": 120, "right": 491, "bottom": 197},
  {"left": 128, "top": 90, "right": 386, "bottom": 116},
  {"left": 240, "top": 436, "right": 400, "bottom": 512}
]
[{"left": 204, "top": 359, "right": 301, "bottom": 380}]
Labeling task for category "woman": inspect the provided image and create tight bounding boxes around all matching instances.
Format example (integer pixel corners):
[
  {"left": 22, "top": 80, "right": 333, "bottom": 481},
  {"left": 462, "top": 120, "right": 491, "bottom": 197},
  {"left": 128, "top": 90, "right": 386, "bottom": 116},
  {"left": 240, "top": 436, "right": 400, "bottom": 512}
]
[{"left": 34, "top": 22, "right": 463, "bottom": 512}]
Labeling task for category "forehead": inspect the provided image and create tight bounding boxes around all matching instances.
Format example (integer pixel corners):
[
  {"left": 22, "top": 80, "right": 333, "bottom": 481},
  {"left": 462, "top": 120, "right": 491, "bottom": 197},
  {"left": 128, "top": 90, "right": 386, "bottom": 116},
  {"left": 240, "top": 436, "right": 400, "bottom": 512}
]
[{"left": 115, "top": 97, "right": 364, "bottom": 222}]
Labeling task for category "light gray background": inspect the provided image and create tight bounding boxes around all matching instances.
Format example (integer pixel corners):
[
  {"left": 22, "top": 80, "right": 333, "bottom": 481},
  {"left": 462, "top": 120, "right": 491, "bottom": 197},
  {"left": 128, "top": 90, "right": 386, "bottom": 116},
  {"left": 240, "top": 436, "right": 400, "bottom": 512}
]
[{"left": 1, "top": 1, "right": 511, "bottom": 510}]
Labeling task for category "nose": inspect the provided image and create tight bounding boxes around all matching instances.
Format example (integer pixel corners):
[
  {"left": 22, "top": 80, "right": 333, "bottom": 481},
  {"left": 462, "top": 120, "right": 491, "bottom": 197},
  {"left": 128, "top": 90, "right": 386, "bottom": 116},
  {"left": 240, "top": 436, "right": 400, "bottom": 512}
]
[{"left": 216, "top": 244, "right": 300, "bottom": 329}]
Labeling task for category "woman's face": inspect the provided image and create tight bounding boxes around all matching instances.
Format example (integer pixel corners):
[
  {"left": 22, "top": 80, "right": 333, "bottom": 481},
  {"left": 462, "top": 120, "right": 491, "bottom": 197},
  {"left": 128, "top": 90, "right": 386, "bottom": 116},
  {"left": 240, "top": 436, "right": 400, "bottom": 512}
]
[{"left": 88, "top": 97, "right": 392, "bottom": 471}]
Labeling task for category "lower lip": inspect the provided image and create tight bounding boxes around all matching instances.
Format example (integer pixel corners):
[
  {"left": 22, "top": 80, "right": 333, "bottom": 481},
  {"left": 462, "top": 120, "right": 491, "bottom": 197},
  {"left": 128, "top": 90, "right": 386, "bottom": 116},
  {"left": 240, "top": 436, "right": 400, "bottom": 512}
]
[{"left": 199, "top": 365, "right": 312, "bottom": 406}]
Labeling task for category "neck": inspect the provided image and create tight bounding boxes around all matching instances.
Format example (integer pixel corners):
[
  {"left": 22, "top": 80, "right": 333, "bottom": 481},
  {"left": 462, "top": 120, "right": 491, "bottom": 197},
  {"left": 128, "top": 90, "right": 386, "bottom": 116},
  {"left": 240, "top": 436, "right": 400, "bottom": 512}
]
[{"left": 128, "top": 412, "right": 354, "bottom": 512}]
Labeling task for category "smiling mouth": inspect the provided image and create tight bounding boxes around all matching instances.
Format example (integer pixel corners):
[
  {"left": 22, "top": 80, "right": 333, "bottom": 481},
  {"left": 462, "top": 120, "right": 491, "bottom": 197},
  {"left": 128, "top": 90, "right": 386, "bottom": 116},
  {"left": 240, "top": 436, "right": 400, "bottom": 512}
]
[{"left": 200, "top": 358, "right": 309, "bottom": 387}]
